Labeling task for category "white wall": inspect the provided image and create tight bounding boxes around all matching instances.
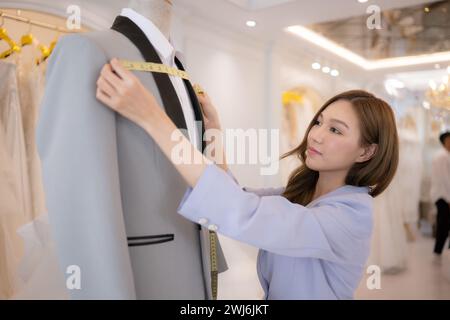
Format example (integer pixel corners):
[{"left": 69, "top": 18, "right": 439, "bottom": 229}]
[{"left": 172, "top": 16, "right": 269, "bottom": 300}]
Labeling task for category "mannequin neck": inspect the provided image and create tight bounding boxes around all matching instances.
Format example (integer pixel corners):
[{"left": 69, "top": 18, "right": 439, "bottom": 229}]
[{"left": 128, "top": 0, "right": 172, "bottom": 38}]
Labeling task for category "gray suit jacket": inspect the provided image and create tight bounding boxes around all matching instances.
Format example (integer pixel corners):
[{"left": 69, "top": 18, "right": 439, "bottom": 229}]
[{"left": 36, "top": 28, "right": 227, "bottom": 300}]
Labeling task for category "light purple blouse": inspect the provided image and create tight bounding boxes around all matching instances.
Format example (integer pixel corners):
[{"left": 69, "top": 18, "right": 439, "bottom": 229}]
[{"left": 177, "top": 164, "right": 373, "bottom": 300}]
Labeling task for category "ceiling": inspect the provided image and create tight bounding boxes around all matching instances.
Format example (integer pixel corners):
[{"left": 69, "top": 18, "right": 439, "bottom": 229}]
[
  {"left": 309, "top": 0, "right": 450, "bottom": 60},
  {"left": 225, "top": 0, "right": 296, "bottom": 10},
  {"left": 0, "top": 0, "right": 436, "bottom": 37},
  {"left": 175, "top": 0, "right": 436, "bottom": 41},
  {"left": 1, "top": 0, "right": 445, "bottom": 72}
]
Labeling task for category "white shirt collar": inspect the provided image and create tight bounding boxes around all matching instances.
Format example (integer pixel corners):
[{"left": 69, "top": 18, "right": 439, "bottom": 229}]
[{"left": 120, "top": 8, "right": 174, "bottom": 61}]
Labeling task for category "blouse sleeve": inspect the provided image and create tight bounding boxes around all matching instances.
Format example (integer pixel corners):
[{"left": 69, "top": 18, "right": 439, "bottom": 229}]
[
  {"left": 178, "top": 164, "right": 373, "bottom": 265},
  {"left": 225, "top": 168, "right": 285, "bottom": 197}
]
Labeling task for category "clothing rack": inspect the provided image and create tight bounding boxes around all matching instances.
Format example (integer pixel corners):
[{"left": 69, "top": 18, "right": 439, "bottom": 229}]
[{"left": 0, "top": 9, "right": 78, "bottom": 33}]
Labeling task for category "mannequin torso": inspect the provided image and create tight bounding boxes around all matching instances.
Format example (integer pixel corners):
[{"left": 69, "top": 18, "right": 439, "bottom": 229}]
[{"left": 36, "top": 1, "right": 227, "bottom": 299}]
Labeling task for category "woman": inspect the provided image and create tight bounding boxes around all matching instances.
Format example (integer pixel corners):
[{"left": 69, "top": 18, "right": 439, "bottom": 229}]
[{"left": 96, "top": 58, "right": 399, "bottom": 299}]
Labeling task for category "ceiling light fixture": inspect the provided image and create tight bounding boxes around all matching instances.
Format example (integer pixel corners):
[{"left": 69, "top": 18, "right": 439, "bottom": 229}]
[
  {"left": 246, "top": 20, "right": 256, "bottom": 27},
  {"left": 286, "top": 25, "right": 450, "bottom": 70},
  {"left": 322, "top": 66, "right": 330, "bottom": 73},
  {"left": 330, "top": 69, "right": 339, "bottom": 76},
  {"left": 312, "top": 62, "right": 321, "bottom": 69}
]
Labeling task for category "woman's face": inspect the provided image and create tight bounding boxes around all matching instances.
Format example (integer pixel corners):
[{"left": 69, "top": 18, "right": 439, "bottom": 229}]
[{"left": 305, "top": 99, "right": 372, "bottom": 172}]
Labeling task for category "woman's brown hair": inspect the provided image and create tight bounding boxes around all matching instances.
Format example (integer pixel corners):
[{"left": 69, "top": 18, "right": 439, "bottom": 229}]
[{"left": 281, "top": 90, "right": 399, "bottom": 206}]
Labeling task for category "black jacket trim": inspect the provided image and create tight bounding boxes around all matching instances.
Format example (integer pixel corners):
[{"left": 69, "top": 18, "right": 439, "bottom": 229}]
[{"left": 127, "top": 234, "right": 174, "bottom": 247}]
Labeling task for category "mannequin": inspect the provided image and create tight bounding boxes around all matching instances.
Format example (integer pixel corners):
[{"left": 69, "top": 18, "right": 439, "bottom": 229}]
[
  {"left": 36, "top": 0, "right": 227, "bottom": 299},
  {"left": 128, "top": 0, "right": 172, "bottom": 39}
]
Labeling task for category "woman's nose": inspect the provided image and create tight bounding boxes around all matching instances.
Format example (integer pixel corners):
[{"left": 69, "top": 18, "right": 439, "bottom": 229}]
[{"left": 310, "top": 126, "right": 326, "bottom": 144}]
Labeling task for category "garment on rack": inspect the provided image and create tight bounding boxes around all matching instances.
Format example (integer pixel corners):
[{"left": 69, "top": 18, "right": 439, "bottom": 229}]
[
  {"left": 368, "top": 173, "right": 408, "bottom": 273},
  {"left": 0, "top": 61, "right": 30, "bottom": 299},
  {"left": 397, "top": 127, "right": 423, "bottom": 225},
  {"left": 10, "top": 46, "right": 66, "bottom": 299},
  {"left": 16, "top": 43, "right": 47, "bottom": 220},
  {"left": 0, "top": 49, "right": 56, "bottom": 299}
]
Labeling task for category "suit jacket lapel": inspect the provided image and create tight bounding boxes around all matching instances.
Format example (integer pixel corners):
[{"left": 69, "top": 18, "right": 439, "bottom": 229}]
[
  {"left": 174, "top": 57, "right": 206, "bottom": 152},
  {"left": 111, "top": 15, "right": 188, "bottom": 131}
]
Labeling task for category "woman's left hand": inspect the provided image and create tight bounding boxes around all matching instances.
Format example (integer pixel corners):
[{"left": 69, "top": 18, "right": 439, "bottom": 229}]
[{"left": 96, "top": 58, "right": 165, "bottom": 131}]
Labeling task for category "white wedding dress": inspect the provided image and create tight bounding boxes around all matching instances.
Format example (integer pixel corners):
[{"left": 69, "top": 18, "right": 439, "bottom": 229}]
[
  {"left": 0, "top": 61, "right": 31, "bottom": 299},
  {"left": 367, "top": 119, "right": 423, "bottom": 273},
  {"left": 0, "top": 53, "right": 67, "bottom": 299}
]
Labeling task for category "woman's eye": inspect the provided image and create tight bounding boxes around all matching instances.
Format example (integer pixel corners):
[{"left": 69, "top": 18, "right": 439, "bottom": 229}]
[
  {"left": 330, "top": 127, "right": 341, "bottom": 134},
  {"left": 313, "top": 120, "right": 321, "bottom": 126}
]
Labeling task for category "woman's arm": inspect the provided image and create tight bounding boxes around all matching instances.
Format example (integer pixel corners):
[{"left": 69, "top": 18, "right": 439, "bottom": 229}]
[
  {"left": 142, "top": 108, "right": 211, "bottom": 188},
  {"left": 96, "top": 59, "right": 224, "bottom": 187},
  {"left": 177, "top": 163, "right": 373, "bottom": 265}
]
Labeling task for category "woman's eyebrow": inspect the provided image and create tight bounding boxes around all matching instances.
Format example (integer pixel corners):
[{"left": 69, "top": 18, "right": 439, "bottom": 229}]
[
  {"left": 318, "top": 113, "right": 349, "bottom": 129},
  {"left": 330, "top": 118, "right": 349, "bottom": 129}
]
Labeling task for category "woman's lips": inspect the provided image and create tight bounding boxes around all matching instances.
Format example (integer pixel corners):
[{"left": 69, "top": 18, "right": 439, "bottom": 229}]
[{"left": 307, "top": 147, "right": 322, "bottom": 156}]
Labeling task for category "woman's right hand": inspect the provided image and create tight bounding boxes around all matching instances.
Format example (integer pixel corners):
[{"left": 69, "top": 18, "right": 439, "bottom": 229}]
[{"left": 194, "top": 85, "right": 221, "bottom": 131}]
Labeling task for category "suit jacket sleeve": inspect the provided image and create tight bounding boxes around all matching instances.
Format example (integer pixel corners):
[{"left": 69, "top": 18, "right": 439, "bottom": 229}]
[
  {"left": 37, "top": 34, "right": 136, "bottom": 299},
  {"left": 178, "top": 164, "right": 373, "bottom": 266}
]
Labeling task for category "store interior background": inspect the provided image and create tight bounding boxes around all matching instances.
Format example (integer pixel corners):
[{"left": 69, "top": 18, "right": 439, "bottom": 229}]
[{"left": 1, "top": 0, "right": 450, "bottom": 299}]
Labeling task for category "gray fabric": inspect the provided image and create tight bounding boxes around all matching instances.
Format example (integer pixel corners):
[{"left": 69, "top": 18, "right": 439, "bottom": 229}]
[{"left": 36, "top": 29, "right": 227, "bottom": 300}]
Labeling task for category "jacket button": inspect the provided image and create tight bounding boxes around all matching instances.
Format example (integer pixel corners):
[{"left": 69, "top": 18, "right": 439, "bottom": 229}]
[
  {"left": 198, "top": 218, "right": 208, "bottom": 225},
  {"left": 208, "top": 224, "right": 219, "bottom": 231}
]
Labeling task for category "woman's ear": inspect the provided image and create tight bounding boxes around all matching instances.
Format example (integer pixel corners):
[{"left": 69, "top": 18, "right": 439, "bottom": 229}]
[{"left": 356, "top": 143, "right": 378, "bottom": 163}]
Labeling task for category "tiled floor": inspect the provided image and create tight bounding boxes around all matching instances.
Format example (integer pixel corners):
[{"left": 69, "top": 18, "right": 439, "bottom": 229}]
[{"left": 355, "top": 234, "right": 450, "bottom": 300}]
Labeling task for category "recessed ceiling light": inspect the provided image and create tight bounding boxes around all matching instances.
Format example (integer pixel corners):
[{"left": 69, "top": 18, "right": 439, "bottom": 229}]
[
  {"left": 312, "top": 62, "right": 321, "bottom": 69},
  {"left": 322, "top": 66, "right": 330, "bottom": 73},
  {"left": 422, "top": 101, "right": 430, "bottom": 109},
  {"left": 358, "top": 0, "right": 368, "bottom": 3},
  {"left": 246, "top": 20, "right": 257, "bottom": 27},
  {"left": 424, "top": 7, "right": 430, "bottom": 13},
  {"left": 330, "top": 69, "right": 339, "bottom": 76}
]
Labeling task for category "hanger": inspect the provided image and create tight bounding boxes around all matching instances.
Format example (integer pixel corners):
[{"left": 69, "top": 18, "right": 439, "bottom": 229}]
[
  {"left": 48, "top": 30, "right": 60, "bottom": 55},
  {"left": 35, "top": 43, "right": 50, "bottom": 65},
  {"left": 20, "top": 21, "right": 34, "bottom": 47},
  {"left": 0, "top": 14, "right": 21, "bottom": 59},
  {"left": 36, "top": 30, "right": 59, "bottom": 65}
]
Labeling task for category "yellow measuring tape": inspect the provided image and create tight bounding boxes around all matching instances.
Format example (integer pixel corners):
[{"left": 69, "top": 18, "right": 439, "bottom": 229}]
[
  {"left": 209, "top": 230, "right": 219, "bottom": 300},
  {"left": 121, "top": 59, "right": 217, "bottom": 299},
  {"left": 120, "top": 60, "right": 190, "bottom": 81}
]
